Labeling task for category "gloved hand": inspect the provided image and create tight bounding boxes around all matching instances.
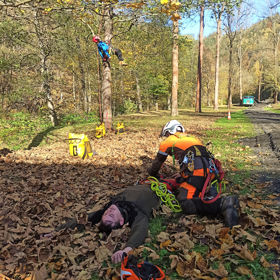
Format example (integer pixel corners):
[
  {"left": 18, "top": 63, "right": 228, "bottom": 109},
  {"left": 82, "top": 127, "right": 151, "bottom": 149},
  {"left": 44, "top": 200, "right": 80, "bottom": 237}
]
[{"left": 147, "top": 167, "right": 161, "bottom": 179}]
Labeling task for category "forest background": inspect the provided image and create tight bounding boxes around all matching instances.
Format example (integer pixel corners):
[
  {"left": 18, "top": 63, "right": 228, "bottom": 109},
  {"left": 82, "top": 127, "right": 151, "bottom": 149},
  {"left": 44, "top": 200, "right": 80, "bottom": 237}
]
[{"left": 0, "top": 0, "right": 280, "bottom": 149}]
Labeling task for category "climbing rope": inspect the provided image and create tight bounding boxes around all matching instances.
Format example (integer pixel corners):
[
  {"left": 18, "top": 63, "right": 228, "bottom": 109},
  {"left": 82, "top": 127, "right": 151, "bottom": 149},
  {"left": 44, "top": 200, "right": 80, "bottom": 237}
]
[{"left": 148, "top": 176, "right": 182, "bottom": 213}]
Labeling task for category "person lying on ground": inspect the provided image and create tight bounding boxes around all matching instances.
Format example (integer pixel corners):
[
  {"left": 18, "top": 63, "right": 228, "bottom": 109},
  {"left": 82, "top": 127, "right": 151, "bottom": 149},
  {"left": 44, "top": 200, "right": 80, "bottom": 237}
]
[
  {"left": 42, "top": 184, "right": 160, "bottom": 264},
  {"left": 148, "top": 120, "right": 240, "bottom": 228}
]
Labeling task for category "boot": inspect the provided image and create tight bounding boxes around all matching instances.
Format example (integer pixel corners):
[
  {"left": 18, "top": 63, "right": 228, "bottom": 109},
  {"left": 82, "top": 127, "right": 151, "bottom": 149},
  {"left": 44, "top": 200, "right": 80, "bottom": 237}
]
[
  {"left": 119, "top": 60, "right": 128, "bottom": 66},
  {"left": 220, "top": 195, "right": 240, "bottom": 228}
]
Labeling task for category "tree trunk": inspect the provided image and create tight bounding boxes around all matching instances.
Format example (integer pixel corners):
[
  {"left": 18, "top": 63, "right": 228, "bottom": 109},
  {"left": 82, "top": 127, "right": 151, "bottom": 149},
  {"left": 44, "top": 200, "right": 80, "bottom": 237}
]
[
  {"left": 258, "top": 74, "right": 262, "bottom": 102},
  {"left": 78, "top": 59, "right": 87, "bottom": 113},
  {"left": 167, "top": 96, "right": 171, "bottom": 110},
  {"left": 228, "top": 41, "right": 233, "bottom": 109},
  {"left": 102, "top": 62, "right": 112, "bottom": 129},
  {"left": 274, "top": 36, "right": 279, "bottom": 104},
  {"left": 238, "top": 42, "right": 243, "bottom": 105},
  {"left": 72, "top": 67, "right": 77, "bottom": 111},
  {"left": 135, "top": 75, "right": 143, "bottom": 112},
  {"left": 87, "top": 71, "right": 92, "bottom": 112},
  {"left": 171, "top": 19, "right": 179, "bottom": 116},
  {"left": 214, "top": 12, "right": 223, "bottom": 110},
  {"left": 195, "top": 5, "right": 204, "bottom": 113},
  {"left": 155, "top": 102, "right": 158, "bottom": 111},
  {"left": 206, "top": 80, "right": 211, "bottom": 107},
  {"left": 102, "top": 6, "right": 113, "bottom": 129},
  {"left": 34, "top": 10, "right": 58, "bottom": 126}
]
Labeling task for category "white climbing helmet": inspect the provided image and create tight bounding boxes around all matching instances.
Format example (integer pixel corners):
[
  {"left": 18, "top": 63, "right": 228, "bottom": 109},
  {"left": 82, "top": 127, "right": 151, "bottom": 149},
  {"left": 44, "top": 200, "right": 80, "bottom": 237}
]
[{"left": 160, "top": 120, "right": 185, "bottom": 137}]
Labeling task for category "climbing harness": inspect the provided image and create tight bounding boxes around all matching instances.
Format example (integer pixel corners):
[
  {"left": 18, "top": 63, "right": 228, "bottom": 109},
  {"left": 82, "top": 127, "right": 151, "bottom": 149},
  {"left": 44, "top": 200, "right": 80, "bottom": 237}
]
[
  {"left": 121, "top": 253, "right": 165, "bottom": 280},
  {"left": 148, "top": 176, "right": 182, "bottom": 213},
  {"left": 95, "top": 123, "right": 106, "bottom": 138},
  {"left": 178, "top": 144, "right": 226, "bottom": 204}
]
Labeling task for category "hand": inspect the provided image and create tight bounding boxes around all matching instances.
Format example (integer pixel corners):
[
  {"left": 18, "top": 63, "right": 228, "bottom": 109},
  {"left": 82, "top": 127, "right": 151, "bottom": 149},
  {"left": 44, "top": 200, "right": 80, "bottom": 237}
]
[
  {"left": 171, "top": 173, "right": 181, "bottom": 179},
  {"left": 111, "top": 247, "right": 132, "bottom": 263}
]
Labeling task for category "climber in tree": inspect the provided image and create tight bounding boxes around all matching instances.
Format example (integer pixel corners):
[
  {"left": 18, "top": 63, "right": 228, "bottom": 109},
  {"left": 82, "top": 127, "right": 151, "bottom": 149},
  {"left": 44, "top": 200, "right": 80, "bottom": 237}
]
[
  {"left": 92, "top": 36, "right": 111, "bottom": 62},
  {"left": 92, "top": 36, "right": 127, "bottom": 65}
]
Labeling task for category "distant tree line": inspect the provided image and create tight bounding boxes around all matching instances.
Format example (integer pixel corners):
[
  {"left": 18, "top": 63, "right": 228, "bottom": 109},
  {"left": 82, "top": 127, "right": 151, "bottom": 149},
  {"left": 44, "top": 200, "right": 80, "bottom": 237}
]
[{"left": 0, "top": 0, "right": 279, "bottom": 127}]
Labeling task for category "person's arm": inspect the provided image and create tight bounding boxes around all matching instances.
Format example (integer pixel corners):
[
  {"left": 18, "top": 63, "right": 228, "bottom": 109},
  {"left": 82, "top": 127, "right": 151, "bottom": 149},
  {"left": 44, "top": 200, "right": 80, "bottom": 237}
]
[
  {"left": 40, "top": 217, "right": 79, "bottom": 239},
  {"left": 147, "top": 151, "right": 168, "bottom": 177},
  {"left": 97, "top": 45, "right": 104, "bottom": 59},
  {"left": 55, "top": 218, "right": 78, "bottom": 231},
  {"left": 111, "top": 214, "right": 149, "bottom": 263},
  {"left": 55, "top": 209, "right": 104, "bottom": 231},
  {"left": 41, "top": 209, "right": 104, "bottom": 239},
  {"left": 87, "top": 209, "right": 104, "bottom": 225}
]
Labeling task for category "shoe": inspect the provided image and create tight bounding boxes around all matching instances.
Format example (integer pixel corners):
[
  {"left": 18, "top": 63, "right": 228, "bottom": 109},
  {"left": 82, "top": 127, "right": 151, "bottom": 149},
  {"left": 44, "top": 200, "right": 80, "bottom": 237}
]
[
  {"left": 119, "top": 61, "right": 128, "bottom": 66},
  {"left": 220, "top": 195, "right": 240, "bottom": 228}
]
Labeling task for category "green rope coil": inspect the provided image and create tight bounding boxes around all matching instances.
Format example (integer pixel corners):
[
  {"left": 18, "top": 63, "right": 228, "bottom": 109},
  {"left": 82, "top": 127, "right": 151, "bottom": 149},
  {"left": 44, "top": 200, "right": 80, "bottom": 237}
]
[{"left": 148, "top": 177, "right": 182, "bottom": 213}]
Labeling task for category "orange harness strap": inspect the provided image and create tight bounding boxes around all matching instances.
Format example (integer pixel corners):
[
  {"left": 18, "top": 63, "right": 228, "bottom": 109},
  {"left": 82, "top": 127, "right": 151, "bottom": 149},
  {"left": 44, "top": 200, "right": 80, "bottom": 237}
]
[{"left": 180, "top": 182, "right": 197, "bottom": 199}]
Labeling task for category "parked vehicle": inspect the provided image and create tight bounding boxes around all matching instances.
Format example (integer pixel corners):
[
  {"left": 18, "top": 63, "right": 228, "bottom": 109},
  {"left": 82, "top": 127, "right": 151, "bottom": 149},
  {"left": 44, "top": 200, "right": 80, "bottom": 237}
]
[{"left": 242, "top": 96, "right": 255, "bottom": 106}]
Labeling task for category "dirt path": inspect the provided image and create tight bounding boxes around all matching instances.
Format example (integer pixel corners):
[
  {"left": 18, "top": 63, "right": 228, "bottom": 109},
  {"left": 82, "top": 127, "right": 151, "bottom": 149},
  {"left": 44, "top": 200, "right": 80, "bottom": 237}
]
[{"left": 241, "top": 103, "right": 280, "bottom": 199}]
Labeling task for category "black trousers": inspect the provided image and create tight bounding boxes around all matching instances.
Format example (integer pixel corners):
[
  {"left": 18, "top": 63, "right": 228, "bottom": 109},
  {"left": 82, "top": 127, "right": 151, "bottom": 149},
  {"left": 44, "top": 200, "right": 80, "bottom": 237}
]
[
  {"left": 176, "top": 175, "right": 221, "bottom": 216},
  {"left": 113, "top": 48, "right": 124, "bottom": 61},
  {"left": 179, "top": 196, "right": 222, "bottom": 216}
]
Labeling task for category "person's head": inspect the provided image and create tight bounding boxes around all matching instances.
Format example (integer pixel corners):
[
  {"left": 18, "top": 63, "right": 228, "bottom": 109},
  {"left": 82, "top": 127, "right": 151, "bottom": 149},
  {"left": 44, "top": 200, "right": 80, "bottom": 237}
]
[
  {"left": 160, "top": 120, "right": 185, "bottom": 137},
  {"left": 92, "top": 36, "right": 101, "bottom": 43},
  {"left": 99, "top": 204, "right": 124, "bottom": 234}
]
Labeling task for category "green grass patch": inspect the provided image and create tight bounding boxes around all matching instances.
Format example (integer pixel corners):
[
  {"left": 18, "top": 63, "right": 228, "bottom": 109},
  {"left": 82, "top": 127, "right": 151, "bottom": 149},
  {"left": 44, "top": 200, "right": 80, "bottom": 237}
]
[
  {"left": 0, "top": 111, "right": 51, "bottom": 150},
  {"left": 220, "top": 254, "right": 276, "bottom": 280},
  {"left": 59, "top": 112, "right": 99, "bottom": 126},
  {"left": 0, "top": 111, "right": 100, "bottom": 150},
  {"left": 264, "top": 103, "right": 280, "bottom": 114},
  {"left": 149, "top": 216, "right": 167, "bottom": 237},
  {"left": 204, "top": 110, "right": 256, "bottom": 186},
  {"left": 192, "top": 244, "right": 209, "bottom": 255}
]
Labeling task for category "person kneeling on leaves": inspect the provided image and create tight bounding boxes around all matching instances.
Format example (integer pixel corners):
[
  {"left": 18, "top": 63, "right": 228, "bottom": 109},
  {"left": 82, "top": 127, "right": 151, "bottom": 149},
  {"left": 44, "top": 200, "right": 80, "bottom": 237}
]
[
  {"left": 42, "top": 184, "right": 160, "bottom": 264},
  {"left": 148, "top": 120, "right": 240, "bottom": 228}
]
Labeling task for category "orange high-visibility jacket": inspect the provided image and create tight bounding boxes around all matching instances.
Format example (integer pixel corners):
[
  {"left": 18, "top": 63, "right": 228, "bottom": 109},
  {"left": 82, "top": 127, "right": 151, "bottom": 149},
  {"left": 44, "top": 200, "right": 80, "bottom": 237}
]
[{"left": 148, "top": 132, "right": 203, "bottom": 177}]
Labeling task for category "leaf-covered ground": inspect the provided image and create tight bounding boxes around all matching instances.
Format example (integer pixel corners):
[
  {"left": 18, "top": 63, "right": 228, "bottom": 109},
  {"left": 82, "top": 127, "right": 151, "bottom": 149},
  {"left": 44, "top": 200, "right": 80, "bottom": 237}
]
[{"left": 0, "top": 113, "right": 279, "bottom": 280}]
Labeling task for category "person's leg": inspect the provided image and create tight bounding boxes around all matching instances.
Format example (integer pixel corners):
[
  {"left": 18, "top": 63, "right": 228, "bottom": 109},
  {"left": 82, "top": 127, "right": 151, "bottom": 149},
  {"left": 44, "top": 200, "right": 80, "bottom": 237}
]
[
  {"left": 177, "top": 178, "right": 239, "bottom": 227},
  {"left": 114, "top": 48, "right": 124, "bottom": 61},
  {"left": 114, "top": 48, "right": 127, "bottom": 65}
]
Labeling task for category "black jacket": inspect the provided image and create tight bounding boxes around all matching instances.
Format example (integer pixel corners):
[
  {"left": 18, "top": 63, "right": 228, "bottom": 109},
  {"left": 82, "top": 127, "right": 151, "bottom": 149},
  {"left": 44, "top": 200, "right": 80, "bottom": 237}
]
[{"left": 56, "top": 185, "right": 160, "bottom": 249}]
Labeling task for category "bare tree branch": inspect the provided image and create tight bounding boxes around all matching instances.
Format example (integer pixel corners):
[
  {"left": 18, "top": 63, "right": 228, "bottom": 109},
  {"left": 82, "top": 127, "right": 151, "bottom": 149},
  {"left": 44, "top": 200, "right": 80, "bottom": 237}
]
[{"left": 0, "top": 0, "right": 34, "bottom": 7}]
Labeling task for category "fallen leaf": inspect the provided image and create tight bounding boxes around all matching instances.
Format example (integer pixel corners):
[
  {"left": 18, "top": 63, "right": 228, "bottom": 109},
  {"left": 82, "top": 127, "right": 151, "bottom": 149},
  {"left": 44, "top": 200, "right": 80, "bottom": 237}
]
[
  {"left": 264, "top": 239, "right": 280, "bottom": 253},
  {"left": 208, "top": 263, "right": 228, "bottom": 277},
  {"left": 160, "top": 239, "right": 171, "bottom": 248},
  {"left": 236, "top": 265, "right": 251, "bottom": 275},
  {"left": 234, "top": 244, "right": 256, "bottom": 261}
]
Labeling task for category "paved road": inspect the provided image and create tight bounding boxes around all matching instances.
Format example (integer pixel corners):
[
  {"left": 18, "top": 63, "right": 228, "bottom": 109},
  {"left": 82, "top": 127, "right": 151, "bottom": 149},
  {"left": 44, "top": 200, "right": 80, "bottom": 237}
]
[{"left": 242, "top": 104, "right": 280, "bottom": 194}]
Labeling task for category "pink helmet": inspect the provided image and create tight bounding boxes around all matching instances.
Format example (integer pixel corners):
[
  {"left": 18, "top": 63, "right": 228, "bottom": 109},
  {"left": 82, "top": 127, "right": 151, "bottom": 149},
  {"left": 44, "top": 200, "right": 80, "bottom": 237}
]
[{"left": 92, "top": 36, "right": 100, "bottom": 43}]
